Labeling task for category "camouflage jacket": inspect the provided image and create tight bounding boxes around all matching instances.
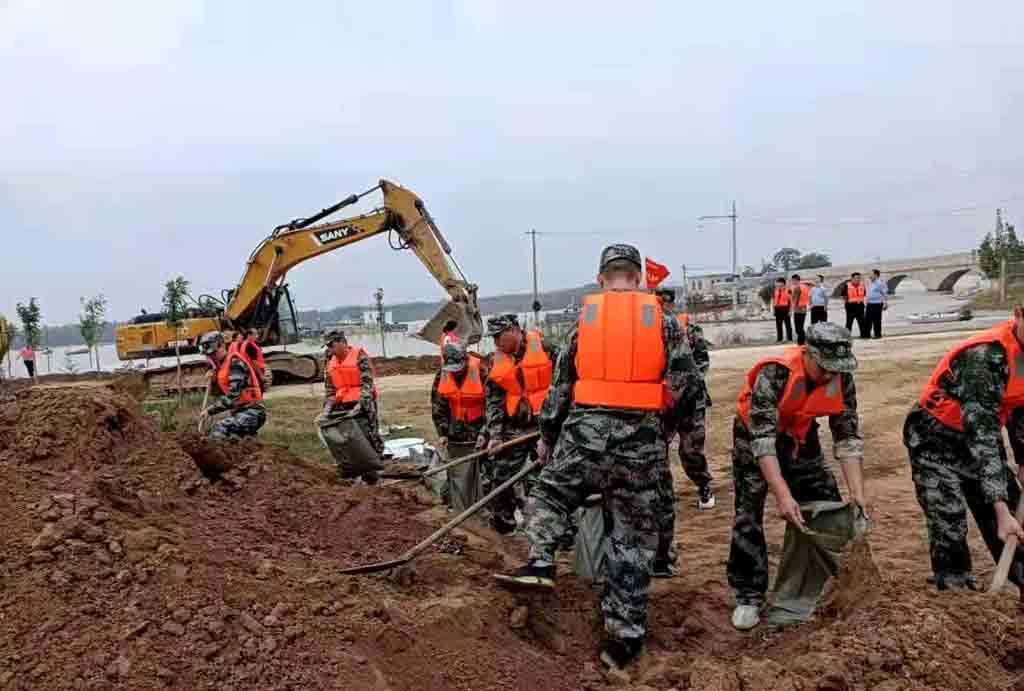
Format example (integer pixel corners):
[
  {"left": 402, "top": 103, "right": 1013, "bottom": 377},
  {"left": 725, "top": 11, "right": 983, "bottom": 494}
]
[
  {"left": 485, "top": 339, "right": 560, "bottom": 440},
  {"left": 323, "top": 351, "right": 376, "bottom": 415},
  {"left": 739, "top": 363, "right": 863, "bottom": 462},
  {"left": 431, "top": 369, "right": 486, "bottom": 443},
  {"left": 538, "top": 309, "right": 701, "bottom": 454},
  {"left": 207, "top": 357, "right": 264, "bottom": 415},
  {"left": 910, "top": 342, "right": 1022, "bottom": 504}
]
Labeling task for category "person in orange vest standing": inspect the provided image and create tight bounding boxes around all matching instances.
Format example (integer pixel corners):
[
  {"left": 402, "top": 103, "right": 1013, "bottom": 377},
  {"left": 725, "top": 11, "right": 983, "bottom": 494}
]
[
  {"left": 495, "top": 244, "right": 701, "bottom": 670},
  {"left": 789, "top": 274, "right": 811, "bottom": 345},
  {"left": 321, "top": 329, "right": 384, "bottom": 463},
  {"left": 905, "top": 307, "right": 1024, "bottom": 593},
  {"left": 431, "top": 342, "right": 488, "bottom": 512},
  {"left": 772, "top": 277, "right": 793, "bottom": 343},
  {"left": 197, "top": 331, "right": 266, "bottom": 440},
  {"left": 843, "top": 272, "right": 868, "bottom": 338},
  {"left": 728, "top": 322, "right": 866, "bottom": 631},
  {"left": 484, "top": 314, "right": 559, "bottom": 535}
]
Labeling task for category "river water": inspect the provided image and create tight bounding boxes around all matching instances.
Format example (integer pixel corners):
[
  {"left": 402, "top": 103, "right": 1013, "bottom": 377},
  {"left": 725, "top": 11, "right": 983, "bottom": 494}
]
[{"left": 0, "top": 287, "right": 1004, "bottom": 380}]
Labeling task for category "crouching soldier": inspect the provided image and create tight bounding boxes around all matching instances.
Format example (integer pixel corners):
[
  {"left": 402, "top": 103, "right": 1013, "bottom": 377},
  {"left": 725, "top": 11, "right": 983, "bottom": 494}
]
[
  {"left": 728, "top": 323, "right": 866, "bottom": 631},
  {"left": 432, "top": 342, "right": 488, "bottom": 511},
  {"left": 199, "top": 331, "right": 267, "bottom": 440},
  {"left": 905, "top": 307, "right": 1024, "bottom": 593}
]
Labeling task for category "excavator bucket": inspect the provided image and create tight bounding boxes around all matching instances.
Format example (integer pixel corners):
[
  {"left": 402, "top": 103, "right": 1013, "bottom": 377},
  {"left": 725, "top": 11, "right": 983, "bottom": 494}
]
[{"left": 417, "top": 300, "right": 483, "bottom": 346}]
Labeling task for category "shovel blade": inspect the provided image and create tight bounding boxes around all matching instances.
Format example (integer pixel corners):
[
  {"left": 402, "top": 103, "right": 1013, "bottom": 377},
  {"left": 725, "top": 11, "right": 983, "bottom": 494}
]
[
  {"left": 338, "top": 555, "right": 411, "bottom": 575},
  {"left": 416, "top": 299, "right": 482, "bottom": 346}
]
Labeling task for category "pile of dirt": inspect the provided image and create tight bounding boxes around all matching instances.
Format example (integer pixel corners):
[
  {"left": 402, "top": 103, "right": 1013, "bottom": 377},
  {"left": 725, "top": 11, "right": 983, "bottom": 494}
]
[
  {"left": 374, "top": 355, "right": 441, "bottom": 377},
  {"left": 4, "top": 384, "right": 1024, "bottom": 690}
]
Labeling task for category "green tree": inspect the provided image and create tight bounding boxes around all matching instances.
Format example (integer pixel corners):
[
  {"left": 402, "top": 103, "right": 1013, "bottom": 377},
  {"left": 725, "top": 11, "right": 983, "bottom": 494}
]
[
  {"left": 797, "top": 252, "right": 832, "bottom": 269},
  {"left": 79, "top": 294, "right": 108, "bottom": 372},
  {"left": 772, "top": 248, "right": 802, "bottom": 272},
  {"left": 162, "top": 276, "right": 191, "bottom": 404},
  {"left": 978, "top": 208, "right": 1024, "bottom": 279}
]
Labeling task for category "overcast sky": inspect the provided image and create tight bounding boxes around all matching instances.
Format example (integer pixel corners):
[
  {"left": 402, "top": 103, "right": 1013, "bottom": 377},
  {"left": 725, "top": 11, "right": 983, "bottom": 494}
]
[{"left": 3, "top": 1, "right": 1023, "bottom": 324}]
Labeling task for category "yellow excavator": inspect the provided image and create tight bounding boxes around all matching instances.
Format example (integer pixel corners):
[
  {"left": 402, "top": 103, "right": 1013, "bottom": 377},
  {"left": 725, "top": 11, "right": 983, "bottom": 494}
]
[
  {"left": 116, "top": 179, "right": 482, "bottom": 394},
  {"left": 0, "top": 316, "right": 10, "bottom": 370}
]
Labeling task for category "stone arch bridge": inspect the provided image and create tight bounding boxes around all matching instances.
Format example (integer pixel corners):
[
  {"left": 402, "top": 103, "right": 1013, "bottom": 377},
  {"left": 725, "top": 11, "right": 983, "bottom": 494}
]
[{"left": 805, "top": 251, "right": 982, "bottom": 297}]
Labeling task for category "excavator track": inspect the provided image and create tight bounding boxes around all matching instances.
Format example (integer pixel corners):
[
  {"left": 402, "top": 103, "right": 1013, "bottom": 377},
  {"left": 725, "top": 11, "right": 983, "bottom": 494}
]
[{"left": 142, "top": 352, "right": 323, "bottom": 398}]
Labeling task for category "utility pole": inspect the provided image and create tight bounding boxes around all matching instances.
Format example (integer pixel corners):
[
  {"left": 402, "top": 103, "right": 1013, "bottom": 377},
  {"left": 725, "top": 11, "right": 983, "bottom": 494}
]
[
  {"left": 374, "top": 288, "right": 387, "bottom": 358},
  {"left": 526, "top": 229, "right": 541, "bottom": 328},
  {"left": 698, "top": 201, "right": 739, "bottom": 313},
  {"left": 680, "top": 264, "right": 688, "bottom": 308}
]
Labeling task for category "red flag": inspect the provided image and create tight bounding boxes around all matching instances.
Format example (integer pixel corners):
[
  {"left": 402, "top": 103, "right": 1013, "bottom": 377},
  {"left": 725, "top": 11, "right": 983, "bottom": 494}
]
[{"left": 645, "top": 257, "right": 670, "bottom": 289}]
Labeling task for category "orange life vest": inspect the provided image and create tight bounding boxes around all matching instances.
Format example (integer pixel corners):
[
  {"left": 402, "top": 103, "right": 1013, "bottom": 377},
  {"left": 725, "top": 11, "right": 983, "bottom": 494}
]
[
  {"left": 437, "top": 355, "right": 486, "bottom": 423},
  {"left": 574, "top": 291, "right": 666, "bottom": 411},
  {"left": 919, "top": 320, "right": 1024, "bottom": 431},
  {"left": 847, "top": 282, "right": 866, "bottom": 304},
  {"left": 216, "top": 352, "right": 263, "bottom": 407},
  {"left": 736, "top": 347, "right": 845, "bottom": 441},
  {"left": 329, "top": 347, "right": 378, "bottom": 404},
  {"left": 796, "top": 283, "right": 812, "bottom": 309},
  {"left": 243, "top": 337, "right": 266, "bottom": 373},
  {"left": 676, "top": 312, "right": 690, "bottom": 329},
  {"left": 773, "top": 287, "right": 791, "bottom": 308},
  {"left": 490, "top": 330, "right": 552, "bottom": 417}
]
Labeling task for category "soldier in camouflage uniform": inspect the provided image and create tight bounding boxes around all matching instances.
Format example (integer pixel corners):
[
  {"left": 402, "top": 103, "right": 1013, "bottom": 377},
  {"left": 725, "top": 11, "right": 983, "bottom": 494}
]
[
  {"left": 431, "top": 343, "right": 488, "bottom": 511},
  {"left": 484, "top": 314, "right": 559, "bottom": 534},
  {"left": 728, "top": 323, "right": 866, "bottom": 631},
  {"left": 904, "top": 310, "right": 1024, "bottom": 593},
  {"left": 653, "top": 287, "right": 715, "bottom": 578},
  {"left": 198, "top": 331, "right": 267, "bottom": 440},
  {"left": 320, "top": 330, "right": 384, "bottom": 481},
  {"left": 495, "top": 244, "right": 701, "bottom": 670}
]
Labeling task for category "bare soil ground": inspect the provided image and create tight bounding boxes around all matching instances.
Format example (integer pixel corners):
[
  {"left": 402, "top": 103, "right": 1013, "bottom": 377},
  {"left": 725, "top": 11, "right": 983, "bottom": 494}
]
[{"left": 2, "top": 331, "right": 1024, "bottom": 690}]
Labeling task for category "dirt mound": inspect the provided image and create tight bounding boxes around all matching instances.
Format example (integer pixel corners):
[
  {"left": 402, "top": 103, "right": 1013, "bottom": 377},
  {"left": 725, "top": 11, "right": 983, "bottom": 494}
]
[
  {"left": 375, "top": 355, "right": 441, "bottom": 377},
  {"left": 4, "top": 385, "right": 1024, "bottom": 690}
]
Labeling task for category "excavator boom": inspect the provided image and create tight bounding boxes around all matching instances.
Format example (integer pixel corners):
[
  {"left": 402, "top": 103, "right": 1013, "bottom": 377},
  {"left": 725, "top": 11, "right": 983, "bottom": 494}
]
[{"left": 224, "top": 179, "right": 481, "bottom": 345}]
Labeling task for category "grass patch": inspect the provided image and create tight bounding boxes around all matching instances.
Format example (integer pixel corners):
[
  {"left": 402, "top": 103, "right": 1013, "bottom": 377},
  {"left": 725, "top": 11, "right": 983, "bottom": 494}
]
[{"left": 970, "top": 286, "right": 1024, "bottom": 311}]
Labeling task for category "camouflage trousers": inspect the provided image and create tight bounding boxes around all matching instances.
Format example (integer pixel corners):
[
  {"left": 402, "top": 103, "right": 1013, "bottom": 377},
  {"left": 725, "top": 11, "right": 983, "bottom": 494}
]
[
  {"left": 656, "top": 405, "right": 713, "bottom": 565},
  {"left": 364, "top": 401, "right": 385, "bottom": 454},
  {"left": 487, "top": 442, "right": 535, "bottom": 528},
  {"left": 523, "top": 442, "right": 664, "bottom": 642},
  {"left": 727, "top": 417, "right": 841, "bottom": 606},
  {"left": 678, "top": 404, "right": 713, "bottom": 489},
  {"left": 904, "top": 405, "right": 1024, "bottom": 588},
  {"left": 210, "top": 405, "right": 267, "bottom": 441}
]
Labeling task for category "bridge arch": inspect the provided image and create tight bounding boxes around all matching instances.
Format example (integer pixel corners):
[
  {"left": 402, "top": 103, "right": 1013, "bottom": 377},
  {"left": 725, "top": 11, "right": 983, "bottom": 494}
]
[
  {"left": 937, "top": 268, "right": 977, "bottom": 292},
  {"left": 887, "top": 274, "right": 908, "bottom": 293}
]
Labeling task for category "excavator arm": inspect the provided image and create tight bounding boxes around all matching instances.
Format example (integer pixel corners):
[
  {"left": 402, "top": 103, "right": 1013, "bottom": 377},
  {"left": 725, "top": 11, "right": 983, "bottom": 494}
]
[{"left": 223, "top": 179, "right": 481, "bottom": 344}]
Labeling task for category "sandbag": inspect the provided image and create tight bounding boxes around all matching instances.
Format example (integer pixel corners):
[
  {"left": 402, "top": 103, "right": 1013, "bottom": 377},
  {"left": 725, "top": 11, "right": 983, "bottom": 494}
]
[
  {"left": 320, "top": 416, "right": 384, "bottom": 478},
  {"left": 446, "top": 442, "right": 483, "bottom": 513},
  {"left": 572, "top": 495, "right": 608, "bottom": 583},
  {"left": 764, "top": 500, "right": 866, "bottom": 626}
]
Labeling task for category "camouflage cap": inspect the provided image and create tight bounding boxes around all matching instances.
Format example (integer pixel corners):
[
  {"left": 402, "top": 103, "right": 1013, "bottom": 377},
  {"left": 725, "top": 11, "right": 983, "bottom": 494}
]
[
  {"left": 198, "top": 331, "right": 224, "bottom": 355},
  {"left": 805, "top": 322, "right": 858, "bottom": 373},
  {"left": 598, "top": 244, "right": 642, "bottom": 272},
  {"left": 655, "top": 286, "right": 676, "bottom": 302},
  {"left": 322, "top": 329, "right": 347, "bottom": 346},
  {"left": 441, "top": 343, "right": 468, "bottom": 372},
  {"left": 486, "top": 313, "right": 520, "bottom": 337}
]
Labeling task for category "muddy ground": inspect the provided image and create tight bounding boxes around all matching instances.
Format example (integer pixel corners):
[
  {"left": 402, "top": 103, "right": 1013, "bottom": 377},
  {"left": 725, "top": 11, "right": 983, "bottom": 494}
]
[{"left": 2, "top": 332, "right": 1024, "bottom": 690}]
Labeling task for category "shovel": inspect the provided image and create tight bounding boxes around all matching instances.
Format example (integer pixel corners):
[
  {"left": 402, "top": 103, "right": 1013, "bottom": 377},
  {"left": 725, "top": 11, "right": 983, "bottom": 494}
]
[
  {"left": 197, "top": 384, "right": 211, "bottom": 434},
  {"left": 421, "top": 432, "right": 540, "bottom": 479},
  {"left": 339, "top": 459, "right": 540, "bottom": 575},
  {"left": 989, "top": 498, "right": 1024, "bottom": 592}
]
